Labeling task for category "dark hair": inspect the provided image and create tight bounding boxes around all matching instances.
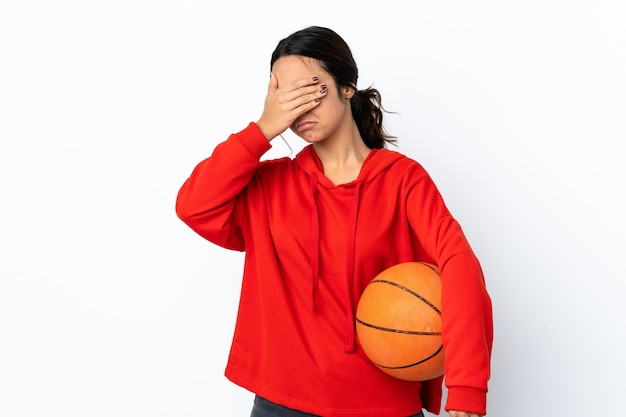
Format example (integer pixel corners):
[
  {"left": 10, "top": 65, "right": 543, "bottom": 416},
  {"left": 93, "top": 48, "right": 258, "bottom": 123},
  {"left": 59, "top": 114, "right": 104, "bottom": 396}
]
[{"left": 270, "top": 26, "right": 396, "bottom": 149}]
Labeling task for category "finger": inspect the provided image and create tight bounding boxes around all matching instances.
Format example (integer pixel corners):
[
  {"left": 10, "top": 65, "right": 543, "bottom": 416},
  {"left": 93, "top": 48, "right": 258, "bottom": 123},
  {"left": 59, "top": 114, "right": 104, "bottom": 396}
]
[
  {"left": 291, "top": 85, "right": 326, "bottom": 111},
  {"left": 278, "top": 75, "right": 320, "bottom": 94},
  {"left": 268, "top": 72, "right": 278, "bottom": 94},
  {"left": 279, "top": 82, "right": 326, "bottom": 111},
  {"left": 289, "top": 93, "right": 323, "bottom": 118}
]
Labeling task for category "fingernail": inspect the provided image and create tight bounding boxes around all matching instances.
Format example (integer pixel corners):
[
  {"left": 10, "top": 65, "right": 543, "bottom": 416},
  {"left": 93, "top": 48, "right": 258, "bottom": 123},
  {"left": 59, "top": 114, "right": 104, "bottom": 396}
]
[
  {"left": 320, "top": 85, "right": 327, "bottom": 93},
  {"left": 312, "top": 76, "right": 319, "bottom": 82},
  {"left": 315, "top": 98, "right": 320, "bottom": 103}
]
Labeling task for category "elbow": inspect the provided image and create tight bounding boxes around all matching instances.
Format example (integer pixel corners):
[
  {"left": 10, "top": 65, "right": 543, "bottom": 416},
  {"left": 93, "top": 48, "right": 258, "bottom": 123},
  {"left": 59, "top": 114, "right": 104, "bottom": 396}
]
[{"left": 175, "top": 191, "right": 198, "bottom": 227}]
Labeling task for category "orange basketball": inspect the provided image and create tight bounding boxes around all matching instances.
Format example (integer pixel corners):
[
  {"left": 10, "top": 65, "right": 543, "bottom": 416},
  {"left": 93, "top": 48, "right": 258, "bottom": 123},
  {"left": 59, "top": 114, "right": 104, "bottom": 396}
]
[{"left": 355, "top": 262, "right": 444, "bottom": 381}]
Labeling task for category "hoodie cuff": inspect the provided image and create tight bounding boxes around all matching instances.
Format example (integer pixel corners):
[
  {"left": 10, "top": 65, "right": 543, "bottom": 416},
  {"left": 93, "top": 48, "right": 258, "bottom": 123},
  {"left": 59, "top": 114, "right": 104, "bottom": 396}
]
[
  {"left": 234, "top": 122, "right": 272, "bottom": 159},
  {"left": 445, "top": 387, "right": 487, "bottom": 415}
]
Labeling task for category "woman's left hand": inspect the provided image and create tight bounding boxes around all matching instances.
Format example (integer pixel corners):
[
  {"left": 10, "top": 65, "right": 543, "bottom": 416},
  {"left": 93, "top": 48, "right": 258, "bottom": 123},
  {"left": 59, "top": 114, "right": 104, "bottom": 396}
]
[{"left": 448, "top": 411, "right": 483, "bottom": 417}]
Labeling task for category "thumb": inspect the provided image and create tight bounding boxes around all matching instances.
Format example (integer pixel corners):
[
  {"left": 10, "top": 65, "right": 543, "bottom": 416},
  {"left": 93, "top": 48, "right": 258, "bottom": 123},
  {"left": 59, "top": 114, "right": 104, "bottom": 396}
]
[{"left": 267, "top": 71, "right": 278, "bottom": 94}]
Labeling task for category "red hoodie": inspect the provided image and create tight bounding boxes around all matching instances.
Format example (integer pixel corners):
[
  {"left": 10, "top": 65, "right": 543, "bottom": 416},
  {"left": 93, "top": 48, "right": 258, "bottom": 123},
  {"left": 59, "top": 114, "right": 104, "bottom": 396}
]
[{"left": 176, "top": 123, "right": 493, "bottom": 416}]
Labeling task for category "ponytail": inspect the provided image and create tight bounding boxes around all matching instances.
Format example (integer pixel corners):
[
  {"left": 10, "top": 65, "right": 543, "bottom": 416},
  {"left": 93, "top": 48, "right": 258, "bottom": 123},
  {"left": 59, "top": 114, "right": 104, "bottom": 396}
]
[{"left": 351, "top": 87, "right": 396, "bottom": 149}]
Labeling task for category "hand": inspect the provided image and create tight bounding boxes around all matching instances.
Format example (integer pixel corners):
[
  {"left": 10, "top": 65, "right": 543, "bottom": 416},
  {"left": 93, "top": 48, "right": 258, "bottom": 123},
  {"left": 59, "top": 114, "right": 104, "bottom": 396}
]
[
  {"left": 256, "top": 72, "right": 325, "bottom": 140},
  {"left": 448, "top": 411, "right": 483, "bottom": 417}
]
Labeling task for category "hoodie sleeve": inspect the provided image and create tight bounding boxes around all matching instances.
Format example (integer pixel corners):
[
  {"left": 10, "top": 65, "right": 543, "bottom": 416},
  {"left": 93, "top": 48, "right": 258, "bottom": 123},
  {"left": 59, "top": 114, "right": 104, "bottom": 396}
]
[
  {"left": 406, "top": 166, "right": 493, "bottom": 416},
  {"left": 175, "top": 122, "right": 272, "bottom": 250}
]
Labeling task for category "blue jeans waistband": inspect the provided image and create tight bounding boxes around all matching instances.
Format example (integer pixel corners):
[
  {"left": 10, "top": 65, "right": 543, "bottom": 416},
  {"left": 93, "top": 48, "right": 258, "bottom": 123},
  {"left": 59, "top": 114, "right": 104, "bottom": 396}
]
[{"left": 250, "top": 395, "right": 424, "bottom": 417}]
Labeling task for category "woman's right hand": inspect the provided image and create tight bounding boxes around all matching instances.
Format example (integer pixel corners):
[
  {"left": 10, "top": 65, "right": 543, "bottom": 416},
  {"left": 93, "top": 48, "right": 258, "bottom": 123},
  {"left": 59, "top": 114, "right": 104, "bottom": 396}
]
[{"left": 256, "top": 72, "right": 326, "bottom": 141}]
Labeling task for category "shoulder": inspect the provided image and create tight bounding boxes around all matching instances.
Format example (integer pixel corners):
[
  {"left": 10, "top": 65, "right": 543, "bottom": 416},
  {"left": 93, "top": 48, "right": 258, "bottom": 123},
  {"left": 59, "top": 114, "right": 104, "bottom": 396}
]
[
  {"left": 377, "top": 148, "right": 430, "bottom": 177},
  {"left": 254, "top": 156, "right": 298, "bottom": 183}
]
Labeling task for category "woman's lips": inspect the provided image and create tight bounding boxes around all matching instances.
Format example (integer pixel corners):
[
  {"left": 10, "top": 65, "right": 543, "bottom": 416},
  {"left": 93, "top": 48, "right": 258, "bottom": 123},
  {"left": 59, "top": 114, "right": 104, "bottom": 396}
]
[{"left": 296, "top": 121, "right": 316, "bottom": 132}]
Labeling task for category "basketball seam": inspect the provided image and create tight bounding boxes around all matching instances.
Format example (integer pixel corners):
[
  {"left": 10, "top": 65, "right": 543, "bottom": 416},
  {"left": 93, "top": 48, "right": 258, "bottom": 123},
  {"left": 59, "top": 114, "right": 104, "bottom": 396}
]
[
  {"left": 371, "top": 344, "right": 444, "bottom": 370},
  {"left": 419, "top": 262, "right": 439, "bottom": 275},
  {"left": 355, "top": 317, "right": 441, "bottom": 336},
  {"left": 368, "top": 279, "right": 441, "bottom": 314}
]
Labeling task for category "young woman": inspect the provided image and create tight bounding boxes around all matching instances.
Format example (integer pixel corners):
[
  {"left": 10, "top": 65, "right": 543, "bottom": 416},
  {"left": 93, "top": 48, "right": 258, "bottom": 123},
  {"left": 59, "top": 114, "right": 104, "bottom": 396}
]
[{"left": 176, "top": 26, "right": 493, "bottom": 417}]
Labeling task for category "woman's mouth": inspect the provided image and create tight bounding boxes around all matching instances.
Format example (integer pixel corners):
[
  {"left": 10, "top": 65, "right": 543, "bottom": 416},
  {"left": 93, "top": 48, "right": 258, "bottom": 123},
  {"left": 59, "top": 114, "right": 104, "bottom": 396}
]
[{"left": 296, "top": 121, "right": 316, "bottom": 133}]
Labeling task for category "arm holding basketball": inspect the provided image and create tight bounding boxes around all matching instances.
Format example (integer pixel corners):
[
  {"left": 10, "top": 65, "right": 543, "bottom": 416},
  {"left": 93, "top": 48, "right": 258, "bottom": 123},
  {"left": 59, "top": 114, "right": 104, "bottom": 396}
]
[{"left": 405, "top": 167, "right": 493, "bottom": 415}]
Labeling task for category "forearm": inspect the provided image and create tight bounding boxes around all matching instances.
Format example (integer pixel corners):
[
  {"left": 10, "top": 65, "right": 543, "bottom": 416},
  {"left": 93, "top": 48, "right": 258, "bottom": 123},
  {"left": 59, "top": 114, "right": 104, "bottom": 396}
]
[
  {"left": 176, "top": 122, "right": 271, "bottom": 247},
  {"left": 407, "top": 175, "right": 493, "bottom": 415}
]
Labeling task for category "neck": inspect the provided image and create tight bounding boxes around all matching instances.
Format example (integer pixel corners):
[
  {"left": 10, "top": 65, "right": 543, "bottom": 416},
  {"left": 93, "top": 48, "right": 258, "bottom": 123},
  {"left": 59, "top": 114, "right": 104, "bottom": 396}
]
[{"left": 313, "top": 123, "right": 371, "bottom": 185}]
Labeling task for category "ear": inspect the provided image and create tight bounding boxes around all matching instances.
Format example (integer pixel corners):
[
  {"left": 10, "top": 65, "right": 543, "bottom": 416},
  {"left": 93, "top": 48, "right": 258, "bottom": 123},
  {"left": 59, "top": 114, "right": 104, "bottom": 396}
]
[{"left": 343, "top": 85, "right": 355, "bottom": 99}]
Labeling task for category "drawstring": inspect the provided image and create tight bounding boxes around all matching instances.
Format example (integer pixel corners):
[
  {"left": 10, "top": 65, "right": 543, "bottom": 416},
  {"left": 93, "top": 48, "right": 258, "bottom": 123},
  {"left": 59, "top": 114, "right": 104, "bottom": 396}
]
[
  {"left": 343, "top": 181, "right": 362, "bottom": 352},
  {"left": 310, "top": 173, "right": 320, "bottom": 311},
  {"left": 308, "top": 168, "right": 362, "bottom": 353}
]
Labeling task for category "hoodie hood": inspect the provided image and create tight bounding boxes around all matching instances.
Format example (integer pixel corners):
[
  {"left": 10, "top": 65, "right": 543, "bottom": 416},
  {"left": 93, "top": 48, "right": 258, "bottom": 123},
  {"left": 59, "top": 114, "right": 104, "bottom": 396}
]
[
  {"left": 295, "top": 145, "right": 405, "bottom": 189},
  {"left": 295, "top": 145, "right": 405, "bottom": 352}
]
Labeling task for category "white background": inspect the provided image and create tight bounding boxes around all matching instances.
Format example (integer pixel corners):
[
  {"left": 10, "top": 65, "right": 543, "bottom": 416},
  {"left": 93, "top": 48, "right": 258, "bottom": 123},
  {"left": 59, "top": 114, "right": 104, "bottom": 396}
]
[{"left": 1, "top": 1, "right": 625, "bottom": 416}]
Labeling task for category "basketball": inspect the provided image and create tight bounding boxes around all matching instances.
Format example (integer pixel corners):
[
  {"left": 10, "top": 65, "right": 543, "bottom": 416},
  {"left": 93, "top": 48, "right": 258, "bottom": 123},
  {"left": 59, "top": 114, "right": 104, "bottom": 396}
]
[{"left": 355, "top": 262, "right": 444, "bottom": 381}]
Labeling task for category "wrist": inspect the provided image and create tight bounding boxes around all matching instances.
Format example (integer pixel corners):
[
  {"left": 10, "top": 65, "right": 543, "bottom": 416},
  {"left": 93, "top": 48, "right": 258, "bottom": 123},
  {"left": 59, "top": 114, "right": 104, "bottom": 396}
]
[{"left": 255, "top": 119, "right": 279, "bottom": 142}]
